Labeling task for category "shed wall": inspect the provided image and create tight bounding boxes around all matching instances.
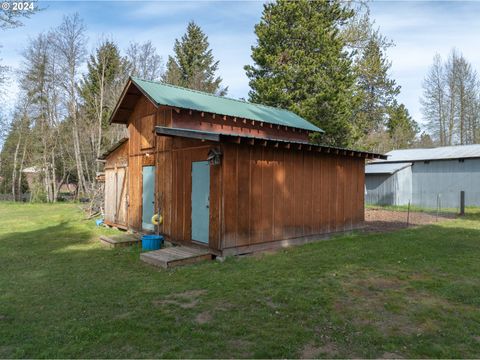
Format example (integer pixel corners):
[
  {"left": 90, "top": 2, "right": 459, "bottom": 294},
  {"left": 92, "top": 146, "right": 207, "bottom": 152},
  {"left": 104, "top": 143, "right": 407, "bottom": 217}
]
[
  {"left": 104, "top": 141, "right": 129, "bottom": 228},
  {"left": 220, "top": 143, "right": 364, "bottom": 253}
]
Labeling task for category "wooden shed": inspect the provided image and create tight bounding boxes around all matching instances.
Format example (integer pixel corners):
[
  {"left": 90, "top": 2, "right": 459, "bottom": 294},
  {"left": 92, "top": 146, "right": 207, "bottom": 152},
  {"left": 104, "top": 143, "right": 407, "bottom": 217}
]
[
  {"left": 100, "top": 138, "right": 129, "bottom": 229},
  {"left": 104, "top": 77, "right": 385, "bottom": 255}
]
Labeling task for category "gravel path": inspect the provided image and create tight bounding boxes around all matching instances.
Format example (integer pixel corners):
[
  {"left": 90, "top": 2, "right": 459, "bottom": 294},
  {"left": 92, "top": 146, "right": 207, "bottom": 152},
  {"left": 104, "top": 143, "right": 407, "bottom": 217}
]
[{"left": 363, "top": 208, "right": 456, "bottom": 233}]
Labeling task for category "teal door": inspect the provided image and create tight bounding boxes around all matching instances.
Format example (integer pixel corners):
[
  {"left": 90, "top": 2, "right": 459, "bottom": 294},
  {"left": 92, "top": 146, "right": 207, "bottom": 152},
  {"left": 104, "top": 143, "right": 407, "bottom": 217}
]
[
  {"left": 142, "top": 166, "right": 155, "bottom": 231},
  {"left": 191, "top": 161, "right": 210, "bottom": 244}
]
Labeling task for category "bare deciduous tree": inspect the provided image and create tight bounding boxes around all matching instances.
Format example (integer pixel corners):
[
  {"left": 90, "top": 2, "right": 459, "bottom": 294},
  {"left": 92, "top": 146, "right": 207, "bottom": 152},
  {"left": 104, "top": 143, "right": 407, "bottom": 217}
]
[
  {"left": 52, "top": 13, "right": 87, "bottom": 196},
  {"left": 422, "top": 50, "right": 480, "bottom": 146},
  {"left": 126, "top": 41, "right": 164, "bottom": 81}
]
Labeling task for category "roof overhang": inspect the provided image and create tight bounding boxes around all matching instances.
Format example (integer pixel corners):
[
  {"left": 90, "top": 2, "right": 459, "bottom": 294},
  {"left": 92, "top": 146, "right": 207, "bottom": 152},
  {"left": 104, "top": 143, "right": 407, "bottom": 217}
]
[
  {"left": 365, "top": 162, "right": 412, "bottom": 174},
  {"left": 98, "top": 137, "right": 129, "bottom": 160},
  {"left": 109, "top": 79, "right": 160, "bottom": 124},
  {"left": 155, "top": 126, "right": 386, "bottom": 160}
]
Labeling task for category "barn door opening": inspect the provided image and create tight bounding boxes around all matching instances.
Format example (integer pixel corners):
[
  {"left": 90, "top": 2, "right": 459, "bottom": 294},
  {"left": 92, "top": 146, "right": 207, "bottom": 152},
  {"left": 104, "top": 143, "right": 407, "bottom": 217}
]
[
  {"left": 191, "top": 161, "right": 210, "bottom": 244},
  {"left": 142, "top": 165, "right": 155, "bottom": 231}
]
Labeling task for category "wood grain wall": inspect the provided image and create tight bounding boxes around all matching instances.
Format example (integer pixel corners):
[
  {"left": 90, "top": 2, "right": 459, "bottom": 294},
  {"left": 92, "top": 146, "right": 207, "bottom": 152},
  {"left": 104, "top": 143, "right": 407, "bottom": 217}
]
[
  {"left": 220, "top": 143, "right": 364, "bottom": 251},
  {"left": 104, "top": 141, "right": 129, "bottom": 228},
  {"left": 121, "top": 95, "right": 366, "bottom": 255},
  {"left": 166, "top": 140, "right": 221, "bottom": 252}
]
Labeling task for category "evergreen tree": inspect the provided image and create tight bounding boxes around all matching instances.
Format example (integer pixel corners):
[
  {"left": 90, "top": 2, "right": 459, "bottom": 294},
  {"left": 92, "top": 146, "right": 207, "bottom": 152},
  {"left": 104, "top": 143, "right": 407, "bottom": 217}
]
[
  {"left": 353, "top": 33, "right": 400, "bottom": 142},
  {"left": 80, "top": 40, "right": 127, "bottom": 179},
  {"left": 386, "top": 102, "right": 419, "bottom": 149},
  {"left": 163, "top": 21, "right": 227, "bottom": 95},
  {"left": 244, "top": 0, "right": 355, "bottom": 146},
  {"left": 80, "top": 40, "right": 125, "bottom": 131}
]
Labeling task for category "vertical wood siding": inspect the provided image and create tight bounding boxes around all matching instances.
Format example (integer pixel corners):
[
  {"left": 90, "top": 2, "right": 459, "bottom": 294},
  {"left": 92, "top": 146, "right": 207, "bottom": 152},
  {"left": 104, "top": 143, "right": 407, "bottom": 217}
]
[
  {"left": 167, "top": 140, "right": 221, "bottom": 251},
  {"left": 221, "top": 143, "right": 365, "bottom": 250},
  {"left": 104, "top": 141, "right": 129, "bottom": 228}
]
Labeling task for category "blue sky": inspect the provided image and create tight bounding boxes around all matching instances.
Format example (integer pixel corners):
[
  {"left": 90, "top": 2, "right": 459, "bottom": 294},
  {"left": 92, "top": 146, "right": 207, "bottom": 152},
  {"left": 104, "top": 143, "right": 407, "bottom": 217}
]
[{"left": 1, "top": 0, "right": 480, "bottom": 129}]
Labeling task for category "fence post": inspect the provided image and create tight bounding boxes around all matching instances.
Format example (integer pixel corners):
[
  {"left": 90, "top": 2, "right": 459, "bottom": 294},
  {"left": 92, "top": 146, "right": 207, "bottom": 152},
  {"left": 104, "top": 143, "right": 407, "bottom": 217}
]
[
  {"left": 406, "top": 201, "right": 411, "bottom": 227},
  {"left": 436, "top": 193, "right": 440, "bottom": 222},
  {"left": 460, "top": 191, "right": 465, "bottom": 216}
]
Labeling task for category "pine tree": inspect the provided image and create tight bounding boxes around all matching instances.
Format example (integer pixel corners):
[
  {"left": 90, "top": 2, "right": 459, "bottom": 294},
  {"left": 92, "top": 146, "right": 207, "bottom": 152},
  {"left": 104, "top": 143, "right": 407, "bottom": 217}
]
[
  {"left": 80, "top": 40, "right": 127, "bottom": 182},
  {"left": 244, "top": 0, "right": 355, "bottom": 146},
  {"left": 386, "top": 102, "right": 419, "bottom": 149},
  {"left": 80, "top": 40, "right": 125, "bottom": 131},
  {"left": 163, "top": 21, "right": 227, "bottom": 95},
  {"left": 353, "top": 33, "right": 400, "bottom": 141}
]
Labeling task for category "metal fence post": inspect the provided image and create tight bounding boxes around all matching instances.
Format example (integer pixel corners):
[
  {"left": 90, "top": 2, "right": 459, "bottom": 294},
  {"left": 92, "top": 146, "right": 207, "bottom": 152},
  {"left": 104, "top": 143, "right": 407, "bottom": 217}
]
[
  {"left": 406, "top": 200, "right": 410, "bottom": 227},
  {"left": 460, "top": 191, "right": 465, "bottom": 216}
]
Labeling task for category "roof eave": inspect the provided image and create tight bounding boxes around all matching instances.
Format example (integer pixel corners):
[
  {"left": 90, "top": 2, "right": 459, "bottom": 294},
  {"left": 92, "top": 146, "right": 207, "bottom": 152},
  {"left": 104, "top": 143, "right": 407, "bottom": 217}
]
[{"left": 155, "top": 126, "right": 386, "bottom": 160}]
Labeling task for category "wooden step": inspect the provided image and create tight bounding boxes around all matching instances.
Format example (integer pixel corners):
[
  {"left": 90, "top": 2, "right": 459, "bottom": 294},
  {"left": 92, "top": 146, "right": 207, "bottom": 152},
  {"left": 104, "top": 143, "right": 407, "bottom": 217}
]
[
  {"left": 140, "top": 245, "right": 212, "bottom": 269},
  {"left": 100, "top": 234, "right": 141, "bottom": 248}
]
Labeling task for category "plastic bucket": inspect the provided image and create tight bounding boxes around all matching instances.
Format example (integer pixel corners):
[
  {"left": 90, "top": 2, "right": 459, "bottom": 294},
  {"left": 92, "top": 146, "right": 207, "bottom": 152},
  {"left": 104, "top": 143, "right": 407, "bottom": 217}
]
[{"left": 142, "top": 234, "right": 163, "bottom": 251}]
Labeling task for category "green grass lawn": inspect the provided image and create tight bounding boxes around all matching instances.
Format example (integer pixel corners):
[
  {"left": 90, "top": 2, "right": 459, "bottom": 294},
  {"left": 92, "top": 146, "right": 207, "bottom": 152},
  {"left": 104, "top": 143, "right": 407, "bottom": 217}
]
[{"left": 1, "top": 203, "right": 480, "bottom": 358}]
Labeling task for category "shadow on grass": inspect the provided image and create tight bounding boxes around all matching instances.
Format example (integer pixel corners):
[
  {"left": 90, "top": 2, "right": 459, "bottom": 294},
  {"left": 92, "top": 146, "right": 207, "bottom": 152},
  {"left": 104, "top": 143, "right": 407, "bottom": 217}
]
[{"left": 1, "top": 213, "right": 480, "bottom": 358}]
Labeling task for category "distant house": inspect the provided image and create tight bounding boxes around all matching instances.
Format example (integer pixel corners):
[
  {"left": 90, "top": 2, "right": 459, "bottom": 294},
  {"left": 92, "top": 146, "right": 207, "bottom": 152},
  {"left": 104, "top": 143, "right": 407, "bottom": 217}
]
[
  {"left": 365, "top": 145, "right": 480, "bottom": 208},
  {"left": 22, "top": 166, "right": 40, "bottom": 190},
  {"left": 102, "top": 77, "right": 384, "bottom": 255},
  {"left": 21, "top": 166, "right": 76, "bottom": 196}
]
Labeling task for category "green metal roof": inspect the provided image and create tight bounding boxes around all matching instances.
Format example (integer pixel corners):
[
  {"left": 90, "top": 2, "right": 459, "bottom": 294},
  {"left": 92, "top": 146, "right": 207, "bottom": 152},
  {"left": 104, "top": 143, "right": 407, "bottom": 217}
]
[{"left": 131, "top": 77, "right": 323, "bottom": 132}]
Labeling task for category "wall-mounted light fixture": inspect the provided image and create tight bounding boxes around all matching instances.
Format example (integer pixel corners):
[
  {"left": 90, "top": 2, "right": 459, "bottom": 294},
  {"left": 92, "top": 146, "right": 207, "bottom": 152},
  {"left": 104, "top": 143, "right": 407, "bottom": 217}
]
[{"left": 207, "top": 148, "right": 222, "bottom": 166}]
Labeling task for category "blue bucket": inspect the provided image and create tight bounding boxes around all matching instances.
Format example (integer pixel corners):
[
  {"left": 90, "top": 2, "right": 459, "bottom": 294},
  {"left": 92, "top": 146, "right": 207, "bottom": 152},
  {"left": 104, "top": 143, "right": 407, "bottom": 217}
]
[
  {"left": 96, "top": 219, "right": 104, "bottom": 227},
  {"left": 142, "top": 234, "right": 163, "bottom": 251}
]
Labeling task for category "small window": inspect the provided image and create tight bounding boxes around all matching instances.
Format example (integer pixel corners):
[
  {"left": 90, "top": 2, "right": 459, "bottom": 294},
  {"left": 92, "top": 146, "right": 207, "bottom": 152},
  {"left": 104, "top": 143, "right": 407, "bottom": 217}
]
[
  {"left": 424, "top": 160, "right": 430, "bottom": 164},
  {"left": 459, "top": 159, "right": 465, "bottom": 163}
]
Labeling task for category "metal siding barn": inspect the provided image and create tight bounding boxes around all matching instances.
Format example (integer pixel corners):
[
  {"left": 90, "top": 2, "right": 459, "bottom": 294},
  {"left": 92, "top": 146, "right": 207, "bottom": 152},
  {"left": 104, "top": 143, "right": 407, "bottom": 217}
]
[
  {"left": 365, "top": 163, "right": 412, "bottom": 206},
  {"left": 365, "top": 145, "right": 480, "bottom": 208},
  {"left": 411, "top": 159, "right": 480, "bottom": 208}
]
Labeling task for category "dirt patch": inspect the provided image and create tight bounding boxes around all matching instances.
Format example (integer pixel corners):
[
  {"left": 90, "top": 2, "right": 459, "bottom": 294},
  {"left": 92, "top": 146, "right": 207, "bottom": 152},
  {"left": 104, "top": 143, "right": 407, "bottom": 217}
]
[
  {"left": 153, "top": 289, "right": 207, "bottom": 309},
  {"left": 228, "top": 339, "right": 254, "bottom": 358},
  {"left": 334, "top": 272, "right": 465, "bottom": 337},
  {"left": 300, "top": 341, "right": 338, "bottom": 358},
  {"left": 335, "top": 274, "right": 420, "bottom": 336},
  {"left": 265, "top": 297, "right": 279, "bottom": 309},
  {"left": 114, "top": 312, "right": 132, "bottom": 320},
  {"left": 195, "top": 311, "right": 212, "bottom": 324},
  {"left": 381, "top": 352, "right": 404, "bottom": 359},
  {"left": 363, "top": 208, "right": 455, "bottom": 233}
]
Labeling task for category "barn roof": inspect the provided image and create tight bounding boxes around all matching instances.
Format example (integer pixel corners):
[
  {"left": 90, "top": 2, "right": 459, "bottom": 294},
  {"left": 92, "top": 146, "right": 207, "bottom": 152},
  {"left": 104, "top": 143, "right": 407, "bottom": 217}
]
[
  {"left": 365, "top": 162, "right": 412, "bottom": 174},
  {"left": 98, "top": 138, "right": 128, "bottom": 160},
  {"left": 155, "top": 126, "right": 386, "bottom": 160},
  {"left": 110, "top": 77, "right": 323, "bottom": 133},
  {"left": 378, "top": 144, "right": 480, "bottom": 163}
]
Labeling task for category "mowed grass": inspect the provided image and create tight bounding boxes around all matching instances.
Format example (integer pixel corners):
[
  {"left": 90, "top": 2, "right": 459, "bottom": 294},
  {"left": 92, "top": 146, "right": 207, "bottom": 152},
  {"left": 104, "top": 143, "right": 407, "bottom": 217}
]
[{"left": 1, "top": 203, "right": 480, "bottom": 358}]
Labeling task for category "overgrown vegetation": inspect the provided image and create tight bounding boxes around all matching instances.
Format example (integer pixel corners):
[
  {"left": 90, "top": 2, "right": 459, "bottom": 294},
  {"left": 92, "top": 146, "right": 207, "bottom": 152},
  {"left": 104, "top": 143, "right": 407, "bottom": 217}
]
[{"left": 1, "top": 203, "right": 480, "bottom": 358}]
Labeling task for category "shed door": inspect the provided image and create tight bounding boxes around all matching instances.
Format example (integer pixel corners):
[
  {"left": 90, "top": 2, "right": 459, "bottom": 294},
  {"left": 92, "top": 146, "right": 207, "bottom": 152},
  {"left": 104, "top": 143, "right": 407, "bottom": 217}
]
[
  {"left": 191, "top": 161, "right": 210, "bottom": 244},
  {"left": 115, "top": 167, "right": 128, "bottom": 226},
  {"left": 142, "top": 166, "right": 155, "bottom": 231},
  {"left": 104, "top": 170, "right": 116, "bottom": 224}
]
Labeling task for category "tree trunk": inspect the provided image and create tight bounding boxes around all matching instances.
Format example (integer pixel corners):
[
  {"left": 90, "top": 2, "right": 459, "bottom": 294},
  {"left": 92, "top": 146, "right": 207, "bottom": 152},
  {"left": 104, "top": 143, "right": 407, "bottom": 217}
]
[{"left": 12, "top": 135, "right": 21, "bottom": 201}]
